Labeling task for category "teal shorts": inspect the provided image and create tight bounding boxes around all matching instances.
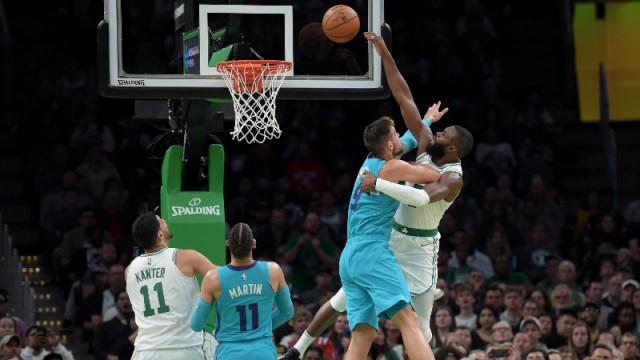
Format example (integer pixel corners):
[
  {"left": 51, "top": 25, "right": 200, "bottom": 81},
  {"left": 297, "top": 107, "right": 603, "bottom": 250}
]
[
  {"left": 339, "top": 236, "right": 412, "bottom": 330},
  {"left": 215, "top": 338, "right": 276, "bottom": 360}
]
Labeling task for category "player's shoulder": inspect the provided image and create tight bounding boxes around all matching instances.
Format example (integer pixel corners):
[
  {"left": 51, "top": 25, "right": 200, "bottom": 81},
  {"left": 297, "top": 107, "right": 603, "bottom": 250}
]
[{"left": 266, "top": 261, "right": 285, "bottom": 277}]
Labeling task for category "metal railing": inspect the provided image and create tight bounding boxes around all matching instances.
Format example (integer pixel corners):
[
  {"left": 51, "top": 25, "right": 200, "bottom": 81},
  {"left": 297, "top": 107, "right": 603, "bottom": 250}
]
[{"left": 0, "top": 212, "right": 35, "bottom": 327}]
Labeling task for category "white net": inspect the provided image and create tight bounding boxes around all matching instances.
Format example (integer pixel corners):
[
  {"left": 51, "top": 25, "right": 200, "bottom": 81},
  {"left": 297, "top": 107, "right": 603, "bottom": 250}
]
[{"left": 217, "top": 60, "right": 292, "bottom": 144}]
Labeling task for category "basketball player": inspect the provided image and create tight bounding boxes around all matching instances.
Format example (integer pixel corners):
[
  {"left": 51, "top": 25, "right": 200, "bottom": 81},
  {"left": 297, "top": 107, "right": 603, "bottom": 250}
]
[
  {"left": 191, "top": 223, "right": 294, "bottom": 360},
  {"left": 280, "top": 32, "right": 472, "bottom": 360},
  {"left": 126, "top": 212, "right": 217, "bottom": 360}
]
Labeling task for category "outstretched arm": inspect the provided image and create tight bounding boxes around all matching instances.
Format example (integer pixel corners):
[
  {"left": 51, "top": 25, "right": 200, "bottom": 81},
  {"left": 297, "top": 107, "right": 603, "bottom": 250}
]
[
  {"left": 365, "top": 32, "right": 424, "bottom": 142},
  {"left": 190, "top": 269, "right": 219, "bottom": 332},
  {"left": 361, "top": 170, "right": 463, "bottom": 206},
  {"left": 378, "top": 159, "right": 441, "bottom": 185}
]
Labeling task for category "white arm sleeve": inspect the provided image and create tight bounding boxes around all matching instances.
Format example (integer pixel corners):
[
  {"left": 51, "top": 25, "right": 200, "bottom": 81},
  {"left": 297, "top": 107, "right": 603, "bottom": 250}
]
[{"left": 375, "top": 178, "right": 430, "bottom": 206}]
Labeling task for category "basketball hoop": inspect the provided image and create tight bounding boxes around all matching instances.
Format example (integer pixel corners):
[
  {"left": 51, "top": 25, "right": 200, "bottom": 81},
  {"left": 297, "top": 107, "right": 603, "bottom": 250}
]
[{"left": 217, "top": 60, "right": 292, "bottom": 144}]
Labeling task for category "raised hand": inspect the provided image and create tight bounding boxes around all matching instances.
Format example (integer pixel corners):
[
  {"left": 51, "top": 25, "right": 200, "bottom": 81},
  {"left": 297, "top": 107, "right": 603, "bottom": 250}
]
[
  {"left": 363, "top": 32, "right": 389, "bottom": 57},
  {"left": 423, "top": 101, "right": 449, "bottom": 123}
]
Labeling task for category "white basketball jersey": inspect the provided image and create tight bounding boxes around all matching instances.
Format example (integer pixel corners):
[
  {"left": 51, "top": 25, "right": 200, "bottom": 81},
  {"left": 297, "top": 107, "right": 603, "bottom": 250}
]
[
  {"left": 126, "top": 248, "right": 202, "bottom": 350},
  {"left": 393, "top": 153, "right": 462, "bottom": 230}
]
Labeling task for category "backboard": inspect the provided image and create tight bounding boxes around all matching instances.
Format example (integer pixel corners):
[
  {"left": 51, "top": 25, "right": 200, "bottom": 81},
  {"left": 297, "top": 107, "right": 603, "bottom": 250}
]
[{"left": 97, "top": 0, "right": 389, "bottom": 100}]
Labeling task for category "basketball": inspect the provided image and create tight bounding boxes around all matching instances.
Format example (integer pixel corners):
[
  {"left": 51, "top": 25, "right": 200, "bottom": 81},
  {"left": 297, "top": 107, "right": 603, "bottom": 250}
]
[
  {"left": 322, "top": 5, "right": 360, "bottom": 43},
  {"left": 298, "top": 22, "right": 334, "bottom": 59}
]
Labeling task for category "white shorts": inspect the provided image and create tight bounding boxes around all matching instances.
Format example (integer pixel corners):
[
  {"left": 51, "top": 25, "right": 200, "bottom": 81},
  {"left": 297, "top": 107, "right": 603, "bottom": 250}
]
[
  {"left": 389, "top": 229, "right": 440, "bottom": 296},
  {"left": 131, "top": 345, "right": 206, "bottom": 360}
]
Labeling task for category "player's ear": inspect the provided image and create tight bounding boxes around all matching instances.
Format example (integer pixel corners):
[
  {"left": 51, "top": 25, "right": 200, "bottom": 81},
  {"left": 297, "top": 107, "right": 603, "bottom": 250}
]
[
  {"left": 225, "top": 239, "right": 230, "bottom": 248},
  {"left": 252, "top": 239, "right": 257, "bottom": 249}
]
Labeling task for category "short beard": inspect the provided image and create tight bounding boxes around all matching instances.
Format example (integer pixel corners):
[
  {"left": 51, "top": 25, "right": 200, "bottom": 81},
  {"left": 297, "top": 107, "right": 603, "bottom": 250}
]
[{"left": 426, "top": 142, "right": 445, "bottom": 158}]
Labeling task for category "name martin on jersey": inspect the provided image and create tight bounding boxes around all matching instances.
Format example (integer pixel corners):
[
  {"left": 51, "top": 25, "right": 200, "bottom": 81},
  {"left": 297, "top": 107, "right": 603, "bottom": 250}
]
[
  {"left": 228, "top": 283, "right": 263, "bottom": 299},
  {"left": 134, "top": 267, "right": 166, "bottom": 283}
]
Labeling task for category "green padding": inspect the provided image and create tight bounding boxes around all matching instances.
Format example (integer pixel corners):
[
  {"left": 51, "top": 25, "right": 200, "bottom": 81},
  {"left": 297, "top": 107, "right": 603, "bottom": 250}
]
[
  {"left": 160, "top": 144, "right": 226, "bottom": 335},
  {"left": 209, "top": 44, "right": 234, "bottom": 68},
  {"left": 160, "top": 144, "right": 226, "bottom": 269}
]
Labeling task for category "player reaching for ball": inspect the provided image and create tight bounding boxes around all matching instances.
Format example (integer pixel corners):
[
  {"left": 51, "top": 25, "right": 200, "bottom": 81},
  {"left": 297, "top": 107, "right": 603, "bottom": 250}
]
[{"left": 280, "top": 32, "right": 473, "bottom": 360}]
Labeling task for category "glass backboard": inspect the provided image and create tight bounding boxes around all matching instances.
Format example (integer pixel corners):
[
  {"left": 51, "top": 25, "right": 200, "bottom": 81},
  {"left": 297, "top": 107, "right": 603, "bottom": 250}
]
[{"left": 97, "top": 0, "right": 389, "bottom": 100}]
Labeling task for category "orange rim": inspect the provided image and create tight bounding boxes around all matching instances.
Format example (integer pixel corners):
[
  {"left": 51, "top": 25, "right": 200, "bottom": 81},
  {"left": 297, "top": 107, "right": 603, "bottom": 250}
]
[{"left": 216, "top": 60, "right": 292, "bottom": 75}]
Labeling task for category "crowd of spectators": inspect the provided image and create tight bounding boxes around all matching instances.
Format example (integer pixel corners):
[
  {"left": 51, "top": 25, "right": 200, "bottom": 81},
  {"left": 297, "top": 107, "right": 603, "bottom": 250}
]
[{"left": 3, "top": 0, "right": 640, "bottom": 360}]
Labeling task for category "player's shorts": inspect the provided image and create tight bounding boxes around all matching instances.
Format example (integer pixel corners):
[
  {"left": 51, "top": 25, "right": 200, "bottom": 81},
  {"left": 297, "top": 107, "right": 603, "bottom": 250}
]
[
  {"left": 339, "top": 235, "right": 412, "bottom": 331},
  {"left": 389, "top": 227, "right": 440, "bottom": 296},
  {"left": 131, "top": 345, "right": 205, "bottom": 360},
  {"left": 215, "top": 338, "right": 276, "bottom": 360}
]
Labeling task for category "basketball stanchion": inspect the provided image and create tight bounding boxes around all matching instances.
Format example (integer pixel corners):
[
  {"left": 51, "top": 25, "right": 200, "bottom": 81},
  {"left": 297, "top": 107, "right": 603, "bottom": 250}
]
[{"left": 216, "top": 60, "right": 292, "bottom": 144}]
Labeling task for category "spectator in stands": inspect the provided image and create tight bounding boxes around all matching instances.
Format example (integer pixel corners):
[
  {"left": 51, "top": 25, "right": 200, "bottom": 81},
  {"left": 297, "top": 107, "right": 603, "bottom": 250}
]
[
  {"left": 433, "top": 307, "right": 456, "bottom": 350},
  {"left": 520, "top": 317, "right": 547, "bottom": 351},
  {"left": 485, "top": 228, "right": 513, "bottom": 264},
  {"left": 516, "top": 222, "right": 556, "bottom": 284},
  {"left": 0, "top": 334, "right": 21, "bottom": 360},
  {"left": 591, "top": 344, "right": 614, "bottom": 360},
  {"left": 522, "top": 299, "right": 541, "bottom": 319},
  {"left": 82, "top": 264, "right": 125, "bottom": 352},
  {"left": 472, "top": 306, "right": 499, "bottom": 349},
  {"left": 514, "top": 332, "right": 534, "bottom": 357},
  {"left": 603, "top": 273, "right": 624, "bottom": 309},
  {"left": 318, "top": 190, "right": 345, "bottom": 238},
  {"left": 280, "top": 309, "right": 312, "bottom": 349},
  {"left": 284, "top": 142, "right": 326, "bottom": 201},
  {"left": 0, "top": 318, "right": 16, "bottom": 339},
  {"left": 486, "top": 254, "right": 531, "bottom": 289},
  {"left": 75, "top": 145, "right": 121, "bottom": 202},
  {"left": 301, "top": 346, "right": 323, "bottom": 360},
  {"left": 608, "top": 303, "right": 637, "bottom": 339},
  {"left": 542, "top": 309, "right": 578, "bottom": 349},
  {"left": 552, "top": 261, "right": 586, "bottom": 308},
  {"left": 578, "top": 303, "right": 602, "bottom": 342},
  {"left": 530, "top": 289, "right": 553, "bottom": 316},
  {"left": 449, "top": 230, "right": 495, "bottom": 279},
  {"left": 55, "top": 207, "right": 111, "bottom": 290},
  {"left": 620, "top": 280, "right": 639, "bottom": 303},
  {"left": 93, "top": 290, "right": 135, "bottom": 360},
  {"left": 538, "top": 313, "right": 554, "bottom": 338},
  {"left": 484, "top": 285, "right": 505, "bottom": 313},
  {"left": 548, "top": 350, "right": 562, "bottom": 360},
  {"left": 454, "top": 284, "right": 478, "bottom": 329},
  {"left": 536, "top": 255, "right": 561, "bottom": 290},
  {"left": 255, "top": 207, "right": 291, "bottom": 261},
  {"left": 568, "top": 322, "right": 593, "bottom": 360},
  {"left": 500, "top": 285, "right": 525, "bottom": 327},
  {"left": 33, "top": 143, "right": 72, "bottom": 199},
  {"left": 525, "top": 349, "right": 549, "bottom": 360},
  {"left": 486, "top": 342, "right": 520, "bottom": 360},
  {"left": 617, "top": 333, "right": 638, "bottom": 360},
  {"left": 576, "top": 190, "right": 600, "bottom": 241},
  {"left": 21, "top": 326, "right": 74, "bottom": 360},
  {"left": 300, "top": 266, "right": 336, "bottom": 315},
  {"left": 447, "top": 240, "right": 477, "bottom": 286},
  {"left": 491, "top": 320, "right": 514, "bottom": 343},
  {"left": 0, "top": 290, "right": 27, "bottom": 341},
  {"left": 370, "top": 322, "right": 402, "bottom": 360},
  {"left": 469, "top": 269, "right": 487, "bottom": 299},
  {"left": 283, "top": 212, "right": 337, "bottom": 292},
  {"left": 583, "top": 280, "right": 614, "bottom": 331}
]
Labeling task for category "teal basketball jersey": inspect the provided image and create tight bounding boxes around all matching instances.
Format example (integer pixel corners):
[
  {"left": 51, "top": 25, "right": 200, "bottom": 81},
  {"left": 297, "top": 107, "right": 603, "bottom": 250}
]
[
  {"left": 215, "top": 261, "right": 274, "bottom": 342},
  {"left": 347, "top": 155, "right": 399, "bottom": 241}
]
